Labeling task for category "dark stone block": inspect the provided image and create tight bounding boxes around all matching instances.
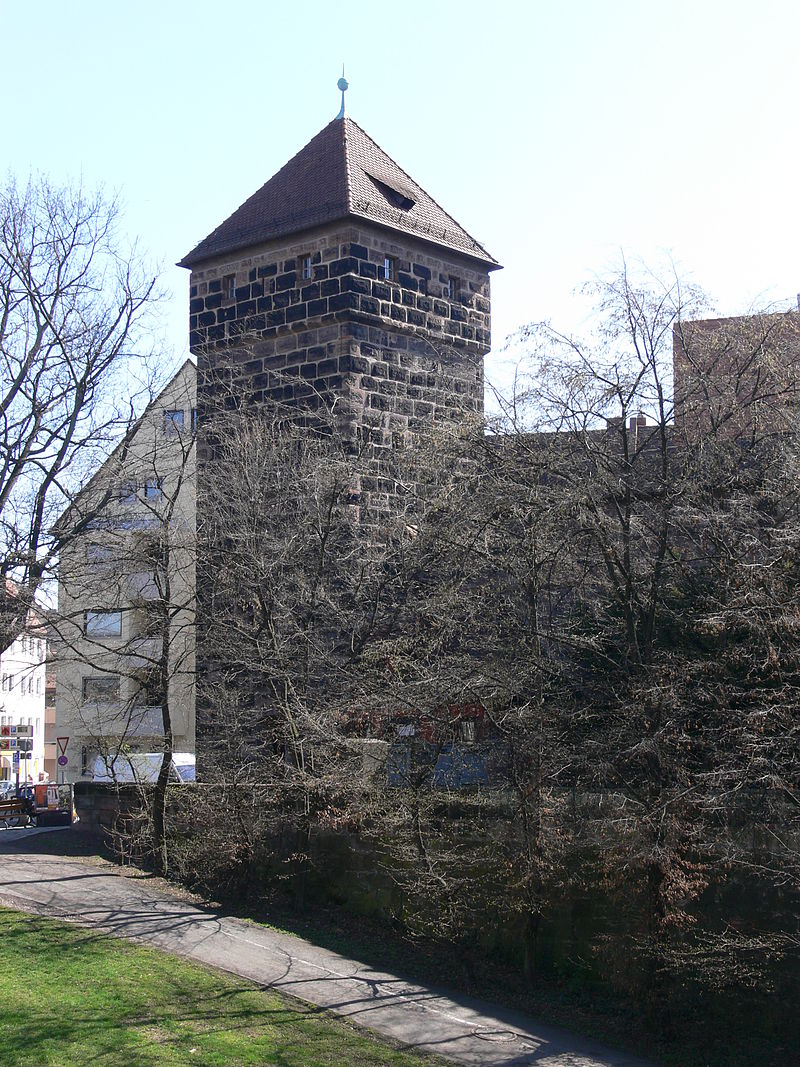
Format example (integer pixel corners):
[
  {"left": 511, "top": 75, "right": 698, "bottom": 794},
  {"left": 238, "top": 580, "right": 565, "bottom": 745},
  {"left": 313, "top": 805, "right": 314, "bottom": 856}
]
[
  {"left": 402, "top": 291, "right": 416, "bottom": 307},
  {"left": 267, "top": 309, "right": 286, "bottom": 327},
  {"left": 283, "top": 258, "right": 296, "bottom": 271},
  {"left": 300, "top": 362, "right": 318, "bottom": 379},
  {"left": 412, "top": 263, "right": 431, "bottom": 280},
  {"left": 205, "top": 293, "right": 222, "bottom": 309},
  {"left": 371, "top": 362, "right": 389, "bottom": 378},
  {"left": 390, "top": 305, "right": 407, "bottom": 322},
  {"left": 317, "top": 358, "right": 338, "bottom": 376},
  {"left": 286, "top": 303, "right": 308, "bottom": 323},
  {"left": 189, "top": 314, "right": 198, "bottom": 330},
  {"left": 246, "top": 314, "right": 267, "bottom": 332},
  {"left": 360, "top": 296, "right": 380, "bottom": 315},
  {"left": 251, "top": 281, "right": 263, "bottom": 297},
  {"left": 450, "top": 305, "right": 468, "bottom": 322},
  {"left": 208, "top": 324, "right": 225, "bottom": 342},
  {"left": 349, "top": 243, "right": 369, "bottom": 259},
  {"left": 313, "top": 264, "right": 329, "bottom": 280},
  {"left": 343, "top": 275, "right": 372, "bottom": 295},
  {"left": 373, "top": 282, "right": 391, "bottom": 301},
  {"left": 239, "top": 300, "right": 256, "bottom": 316},
  {"left": 208, "top": 279, "right": 221, "bottom": 293},
  {"left": 218, "top": 305, "right": 236, "bottom": 322},
  {"left": 407, "top": 309, "right": 425, "bottom": 326},
  {"left": 189, "top": 330, "right": 203, "bottom": 348},
  {"left": 276, "top": 272, "right": 297, "bottom": 291},
  {"left": 199, "top": 311, "right": 216, "bottom": 327},
  {"left": 312, "top": 251, "right": 322, "bottom": 264},
  {"left": 320, "top": 279, "right": 339, "bottom": 296},
  {"left": 190, "top": 297, "right": 204, "bottom": 314},
  {"left": 245, "top": 358, "right": 263, "bottom": 374},
  {"left": 257, "top": 296, "right": 273, "bottom": 313},
  {"left": 397, "top": 272, "right": 417, "bottom": 290},
  {"left": 308, "top": 298, "right": 328, "bottom": 317},
  {"left": 359, "top": 260, "right": 378, "bottom": 279},
  {"left": 418, "top": 297, "right": 431, "bottom": 312},
  {"left": 347, "top": 322, "right": 370, "bottom": 340},
  {"left": 328, "top": 292, "right": 358, "bottom": 312},
  {"left": 301, "top": 282, "right": 320, "bottom": 301},
  {"left": 434, "top": 300, "right": 449, "bottom": 315},
  {"left": 235, "top": 284, "right": 251, "bottom": 301},
  {"left": 273, "top": 291, "right": 291, "bottom": 309},
  {"left": 249, "top": 269, "right": 257, "bottom": 282},
  {"left": 190, "top": 285, "right": 198, "bottom": 298},
  {"left": 258, "top": 263, "right": 278, "bottom": 277},
  {"left": 329, "top": 256, "right": 357, "bottom": 277}
]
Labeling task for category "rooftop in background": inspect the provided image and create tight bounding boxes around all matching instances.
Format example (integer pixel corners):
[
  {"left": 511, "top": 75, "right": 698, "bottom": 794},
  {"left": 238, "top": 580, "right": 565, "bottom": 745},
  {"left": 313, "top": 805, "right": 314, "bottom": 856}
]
[{"left": 178, "top": 116, "right": 499, "bottom": 270}]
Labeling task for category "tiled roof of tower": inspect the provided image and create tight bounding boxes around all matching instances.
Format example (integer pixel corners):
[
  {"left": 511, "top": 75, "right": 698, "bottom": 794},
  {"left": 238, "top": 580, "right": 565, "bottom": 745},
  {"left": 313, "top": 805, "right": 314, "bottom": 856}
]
[{"left": 178, "top": 117, "right": 499, "bottom": 269}]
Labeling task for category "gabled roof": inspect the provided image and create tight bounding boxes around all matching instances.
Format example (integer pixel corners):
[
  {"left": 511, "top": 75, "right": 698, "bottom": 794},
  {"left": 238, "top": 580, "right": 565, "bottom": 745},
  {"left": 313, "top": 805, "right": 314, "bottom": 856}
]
[
  {"left": 178, "top": 117, "right": 499, "bottom": 269},
  {"left": 51, "top": 359, "right": 197, "bottom": 537}
]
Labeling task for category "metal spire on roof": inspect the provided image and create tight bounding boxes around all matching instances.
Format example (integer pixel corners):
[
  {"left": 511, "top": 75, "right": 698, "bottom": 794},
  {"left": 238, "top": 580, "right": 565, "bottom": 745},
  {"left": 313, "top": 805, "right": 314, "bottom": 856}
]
[{"left": 336, "top": 66, "right": 349, "bottom": 120}]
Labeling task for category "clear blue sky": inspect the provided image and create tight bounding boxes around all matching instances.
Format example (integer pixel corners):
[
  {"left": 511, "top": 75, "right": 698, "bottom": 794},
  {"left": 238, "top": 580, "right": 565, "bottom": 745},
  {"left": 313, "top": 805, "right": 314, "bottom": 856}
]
[{"left": 3, "top": 0, "right": 799, "bottom": 395}]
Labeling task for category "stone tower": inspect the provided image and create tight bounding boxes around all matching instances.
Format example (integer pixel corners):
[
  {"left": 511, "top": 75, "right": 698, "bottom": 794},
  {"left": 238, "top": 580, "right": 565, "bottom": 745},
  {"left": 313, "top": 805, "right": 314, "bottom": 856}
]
[{"left": 179, "top": 111, "right": 500, "bottom": 517}]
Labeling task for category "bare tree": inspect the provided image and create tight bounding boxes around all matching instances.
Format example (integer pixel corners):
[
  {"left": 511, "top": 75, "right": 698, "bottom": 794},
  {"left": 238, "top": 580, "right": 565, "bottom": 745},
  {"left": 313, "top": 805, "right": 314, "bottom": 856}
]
[
  {"left": 492, "top": 262, "right": 800, "bottom": 998},
  {"left": 0, "top": 175, "right": 160, "bottom": 645}
]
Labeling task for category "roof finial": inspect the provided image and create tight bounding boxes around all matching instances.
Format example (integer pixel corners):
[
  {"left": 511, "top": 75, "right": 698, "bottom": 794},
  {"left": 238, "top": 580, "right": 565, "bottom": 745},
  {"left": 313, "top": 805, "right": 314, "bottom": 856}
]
[{"left": 337, "top": 65, "right": 349, "bottom": 120}]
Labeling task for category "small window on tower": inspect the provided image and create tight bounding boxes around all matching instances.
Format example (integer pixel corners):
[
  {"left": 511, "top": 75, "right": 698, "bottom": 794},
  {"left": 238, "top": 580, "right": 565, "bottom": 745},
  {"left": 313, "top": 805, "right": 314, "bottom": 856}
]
[
  {"left": 223, "top": 274, "right": 236, "bottom": 301},
  {"left": 382, "top": 256, "right": 395, "bottom": 281},
  {"left": 445, "top": 276, "right": 459, "bottom": 300},
  {"left": 300, "top": 255, "right": 312, "bottom": 280}
]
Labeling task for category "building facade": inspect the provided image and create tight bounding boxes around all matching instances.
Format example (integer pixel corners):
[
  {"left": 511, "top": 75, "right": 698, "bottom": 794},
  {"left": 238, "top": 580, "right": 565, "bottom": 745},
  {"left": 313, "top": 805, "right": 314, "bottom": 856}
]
[{"left": 54, "top": 361, "right": 196, "bottom": 783}]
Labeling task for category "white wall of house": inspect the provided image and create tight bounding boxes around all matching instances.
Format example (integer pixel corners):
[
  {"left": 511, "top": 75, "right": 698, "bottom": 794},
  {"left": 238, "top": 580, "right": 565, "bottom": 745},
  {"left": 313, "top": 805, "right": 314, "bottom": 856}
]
[{"left": 0, "top": 631, "right": 47, "bottom": 781}]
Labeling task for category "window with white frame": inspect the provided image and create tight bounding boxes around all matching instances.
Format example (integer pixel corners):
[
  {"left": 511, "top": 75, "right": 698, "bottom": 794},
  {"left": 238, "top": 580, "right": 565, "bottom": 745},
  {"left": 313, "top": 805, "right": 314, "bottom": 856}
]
[{"left": 85, "top": 611, "right": 122, "bottom": 637}]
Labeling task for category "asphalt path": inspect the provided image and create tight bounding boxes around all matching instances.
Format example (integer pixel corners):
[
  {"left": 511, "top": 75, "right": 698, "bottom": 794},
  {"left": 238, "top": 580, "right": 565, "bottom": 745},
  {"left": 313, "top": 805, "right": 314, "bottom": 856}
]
[{"left": 0, "top": 827, "right": 657, "bottom": 1066}]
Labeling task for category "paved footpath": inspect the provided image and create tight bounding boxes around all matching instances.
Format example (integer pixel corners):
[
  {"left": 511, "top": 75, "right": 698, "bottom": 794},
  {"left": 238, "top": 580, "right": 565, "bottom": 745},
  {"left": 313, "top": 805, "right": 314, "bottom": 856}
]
[{"left": 0, "top": 827, "right": 657, "bottom": 1067}]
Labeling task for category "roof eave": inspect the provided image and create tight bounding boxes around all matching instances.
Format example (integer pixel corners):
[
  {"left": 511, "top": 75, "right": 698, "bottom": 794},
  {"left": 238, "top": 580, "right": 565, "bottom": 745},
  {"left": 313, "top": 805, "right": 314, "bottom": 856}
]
[{"left": 178, "top": 211, "right": 501, "bottom": 273}]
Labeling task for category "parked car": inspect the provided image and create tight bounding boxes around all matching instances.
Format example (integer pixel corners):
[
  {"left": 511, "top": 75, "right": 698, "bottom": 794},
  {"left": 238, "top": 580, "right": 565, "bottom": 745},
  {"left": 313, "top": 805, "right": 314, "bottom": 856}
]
[{"left": 0, "top": 780, "right": 15, "bottom": 799}]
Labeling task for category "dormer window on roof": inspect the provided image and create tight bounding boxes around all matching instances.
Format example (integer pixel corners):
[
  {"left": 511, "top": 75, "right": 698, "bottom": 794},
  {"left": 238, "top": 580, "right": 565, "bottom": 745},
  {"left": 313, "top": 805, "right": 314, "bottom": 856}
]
[{"left": 367, "top": 173, "right": 415, "bottom": 212}]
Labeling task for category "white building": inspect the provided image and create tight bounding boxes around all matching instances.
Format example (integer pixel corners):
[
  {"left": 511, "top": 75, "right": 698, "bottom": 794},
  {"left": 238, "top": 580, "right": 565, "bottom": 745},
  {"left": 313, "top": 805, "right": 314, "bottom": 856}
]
[{"left": 0, "top": 595, "right": 47, "bottom": 783}]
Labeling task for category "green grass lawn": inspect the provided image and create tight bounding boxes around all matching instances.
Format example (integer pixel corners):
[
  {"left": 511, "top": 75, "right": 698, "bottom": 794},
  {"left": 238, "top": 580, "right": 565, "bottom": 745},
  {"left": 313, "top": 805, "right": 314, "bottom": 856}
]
[{"left": 0, "top": 908, "right": 443, "bottom": 1066}]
